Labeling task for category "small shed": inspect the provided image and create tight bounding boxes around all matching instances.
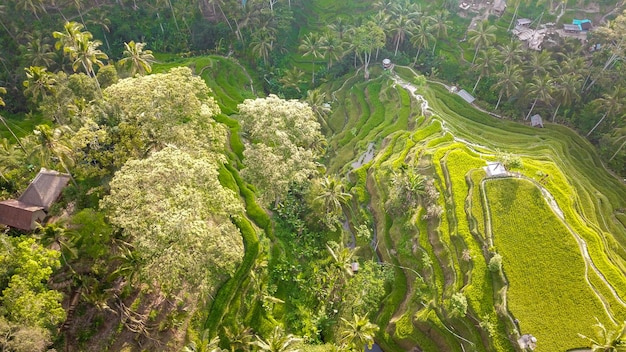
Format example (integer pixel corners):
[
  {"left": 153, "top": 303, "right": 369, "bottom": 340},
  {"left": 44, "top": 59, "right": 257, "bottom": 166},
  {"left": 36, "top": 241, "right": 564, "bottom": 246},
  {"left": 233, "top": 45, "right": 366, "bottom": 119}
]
[
  {"left": 530, "top": 114, "right": 544, "bottom": 128},
  {"left": 517, "top": 334, "right": 537, "bottom": 350},
  {"left": 516, "top": 18, "right": 532, "bottom": 27},
  {"left": 492, "top": 0, "right": 507, "bottom": 16},
  {"left": 382, "top": 58, "right": 392, "bottom": 69},
  {"left": 0, "top": 168, "right": 70, "bottom": 231},
  {"left": 457, "top": 89, "right": 476, "bottom": 104},
  {"left": 563, "top": 24, "right": 581, "bottom": 33},
  {"left": 0, "top": 200, "right": 46, "bottom": 231},
  {"left": 484, "top": 162, "right": 507, "bottom": 177},
  {"left": 19, "top": 169, "right": 71, "bottom": 211}
]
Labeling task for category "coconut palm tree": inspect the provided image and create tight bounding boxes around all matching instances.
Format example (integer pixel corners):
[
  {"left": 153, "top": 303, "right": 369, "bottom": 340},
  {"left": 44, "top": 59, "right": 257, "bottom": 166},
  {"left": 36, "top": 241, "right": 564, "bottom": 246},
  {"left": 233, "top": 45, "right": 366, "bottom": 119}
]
[
  {"left": 119, "top": 41, "right": 156, "bottom": 76},
  {"left": 588, "top": 86, "right": 625, "bottom": 136},
  {"left": 524, "top": 50, "right": 556, "bottom": 78},
  {"left": 551, "top": 68, "right": 581, "bottom": 121},
  {"left": 306, "top": 89, "right": 332, "bottom": 123},
  {"left": 327, "top": 17, "right": 353, "bottom": 41},
  {"left": 251, "top": 326, "right": 302, "bottom": 352},
  {"left": 29, "top": 124, "right": 76, "bottom": 183},
  {"left": 428, "top": 10, "right": 452, "bottom": 55},
  {"left": 339, "top": 314, "right": 379, "bottom": 351},
  {"left": 497, "top": 41, "right": 523, "bottom": 67},
  {"left": 279, "top": 67, "right": 305, "bottom": 93},
  {"left": 299, "top": 32, "right": 326, "bottom": 84},
  {"left": 387, "top": 13, "right": 415, "bottom": 56},
  {"left": 250, "top": 28, "right": 275, "bottom": 67},
  {"left": 472, "top": 48, "right": 501, "bottom": 93},
  {"left": 493, "top": 63, "right": 522, "bottom": 110},
  {"left": 321, "top": 33, "right": 345, "bottom": 69},
  {"left": 468, "top": 21, "right": 497, "bottom": 64},
  {"left": 314, "top": 175, "right": 352, "bottom": 221},
  {"left": 54, "top": 21, "right": 108, "bottom": 82},
  {"left": 525, "top": 74, "right": 553, "bottom": 120},
  {"left": 578, "top": 318, "right": 626, "bottom": 352},
  {"left": 411, "top": 20, "right": 435, "bottom": 65},
  {"left": 0, "top": 88, "right": 27, "bottom": 154},
  {"left": 23, "top": 66, "right": 57, "bottom": 104},
  {"left": 21, "top": 33, "right": 56, "bottom": 68}
]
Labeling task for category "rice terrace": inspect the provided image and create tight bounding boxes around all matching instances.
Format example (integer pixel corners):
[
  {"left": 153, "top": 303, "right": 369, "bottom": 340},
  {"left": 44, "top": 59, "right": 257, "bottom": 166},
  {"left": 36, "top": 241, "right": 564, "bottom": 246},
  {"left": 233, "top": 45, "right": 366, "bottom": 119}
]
[{"left": 1, "top": 0, "right": 626, "bottom": 351}]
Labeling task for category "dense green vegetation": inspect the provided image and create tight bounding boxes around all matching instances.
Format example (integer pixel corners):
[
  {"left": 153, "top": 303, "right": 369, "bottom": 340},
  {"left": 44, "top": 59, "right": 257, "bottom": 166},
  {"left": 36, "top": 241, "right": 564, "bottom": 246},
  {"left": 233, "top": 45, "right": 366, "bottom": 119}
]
[{"left": 1, "top": 0, "right": 626, "bottom": 351}]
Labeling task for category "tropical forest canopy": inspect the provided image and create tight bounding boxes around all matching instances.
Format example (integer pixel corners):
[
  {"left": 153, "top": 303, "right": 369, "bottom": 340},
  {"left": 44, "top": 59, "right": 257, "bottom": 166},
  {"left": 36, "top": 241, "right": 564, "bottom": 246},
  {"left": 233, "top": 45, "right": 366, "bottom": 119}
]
[{"left": 0, "top": 0, "right": 626, "bottom": 351}]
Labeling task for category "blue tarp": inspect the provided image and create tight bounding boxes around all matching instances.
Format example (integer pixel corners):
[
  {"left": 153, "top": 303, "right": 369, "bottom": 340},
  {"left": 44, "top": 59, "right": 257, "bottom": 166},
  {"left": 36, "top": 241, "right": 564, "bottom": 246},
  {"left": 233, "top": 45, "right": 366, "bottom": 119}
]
[{"left": 573, "top": 19, "right": 592, "bottom": 30}]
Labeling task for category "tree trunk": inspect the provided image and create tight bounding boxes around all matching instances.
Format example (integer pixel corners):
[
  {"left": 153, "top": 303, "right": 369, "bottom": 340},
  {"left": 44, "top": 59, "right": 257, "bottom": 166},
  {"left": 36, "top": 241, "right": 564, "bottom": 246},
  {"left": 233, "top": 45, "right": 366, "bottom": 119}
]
[
  {"left": 394, "top": 38, "right": 400, "bottom": 56},
  {"left": 525, "top": 98, "right": 538, "bottom": 120},
  {"left": 413, "top": 47, "right": 421, "bottom": 66},
  {"left": 586, "top": 112, "right": 608, "bottom": 136},
  {"left": 472, "top": 45, "right": 480, "bottom": 64},
  {"left": 472, "top": 75, "right": 482, "bottom": 94},
  {"left": 609, "top": 137, "right": 626, "bottom": 161},
  {"left": 311, "top": 61, "right": 315, "bottom": 84},
  {"left": 0, "top": 115, "right": 27, "bottom": 154},
  {"left": 495, "top": 91, "right": 503, "bottom": 110},
  {"left": 552, "top": 102, "right": 561, "bottom": 122}
]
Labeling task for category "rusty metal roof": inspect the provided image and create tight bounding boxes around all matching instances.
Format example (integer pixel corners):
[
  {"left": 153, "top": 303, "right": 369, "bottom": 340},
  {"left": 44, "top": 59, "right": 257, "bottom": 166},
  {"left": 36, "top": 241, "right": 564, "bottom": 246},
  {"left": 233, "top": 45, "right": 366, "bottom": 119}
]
[{"left": 0, "top": 199, "right": 45, "bottom": 230}]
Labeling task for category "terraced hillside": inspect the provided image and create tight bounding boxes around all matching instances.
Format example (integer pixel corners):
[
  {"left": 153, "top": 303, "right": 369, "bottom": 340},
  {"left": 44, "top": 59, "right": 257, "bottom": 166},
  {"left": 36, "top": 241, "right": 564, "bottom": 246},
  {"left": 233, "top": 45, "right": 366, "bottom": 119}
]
[{"left": 320, "top": 65, "right": 626, "bottom": 351}]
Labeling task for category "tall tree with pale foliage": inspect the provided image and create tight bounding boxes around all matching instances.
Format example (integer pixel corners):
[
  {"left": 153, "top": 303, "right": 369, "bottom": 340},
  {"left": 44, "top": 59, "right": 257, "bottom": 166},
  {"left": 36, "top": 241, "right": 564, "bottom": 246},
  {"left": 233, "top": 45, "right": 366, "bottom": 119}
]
[{"left": 238, "top": 95, "right": 325, "bottom": 205}]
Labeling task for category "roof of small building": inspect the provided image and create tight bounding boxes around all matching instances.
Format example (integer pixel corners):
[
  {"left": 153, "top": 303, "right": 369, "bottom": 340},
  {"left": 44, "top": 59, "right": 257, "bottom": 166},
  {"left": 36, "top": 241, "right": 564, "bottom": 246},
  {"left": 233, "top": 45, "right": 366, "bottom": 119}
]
[
  {"left": 530, "top": 114, "right": 544, "bottom": 127},
  {"left": 457, "top": 89, "right": 476, "bottom": 104},
  {"left": 517, "top": 18, "right": 532, "bottom": 25},
  {"left": 19, "top": 168, "right": 70, "bottom": 211},
  {"left": 0, "top": 200, "right": 45, "bottom": 231},
  {"left": 563, "top": 24, "right": 581, "bottom": 31},
  {"left": 492, "top": 0, "right": 507, "bottom": 12},
  {"left": 484, "top": 162, "right": 507, "bottom": 177}
]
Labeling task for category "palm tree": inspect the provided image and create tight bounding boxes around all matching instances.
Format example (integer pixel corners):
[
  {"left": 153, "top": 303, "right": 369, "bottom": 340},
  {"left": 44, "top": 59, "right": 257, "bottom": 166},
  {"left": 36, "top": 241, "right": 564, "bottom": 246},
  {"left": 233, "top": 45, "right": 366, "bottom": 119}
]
[
  {"left": 321, "top": 33, "right": 345, "bottom": 69},
  {"left": 588, "top": 86, "right": 625, "bottom": 136},
  {"left": 578, "top": 318, "right": 626, "bottom": 352},
  {"left": 327, "top": 17, "right": 353, "bottom": 41},
  {"left": 314, "top": 175, "right": 352, "bottom": 220},
  {"left": 339, "top": 314, "right": 379, "bottom": 351},
  {"left": 472, "top": 48, "right": 500, "bottom": 93},
  {"left": 109, "top": 244, "right": 145, "bottom": 286},
  {"left": 326, "top": 241, "right": 358, "bottom": 280},
  {"left": 279, "top": 67, "right": 305, "bottom": 93},
  {"left": 251, "top": 326, "right": 302, "bottom": 352},
  {"left": 428, "top": 10, "right": 452, "bottom": 55},
  {"left": 87, "top": 11, "right": 112, "bottom": 51},
  {"left": 184, "top": 332, "right": 226, "bottom": 352},
  {"left": 497, "top": 41, "right": 523, "bottom": 67},
  {"left": 550, "top": 68, "right": 581, "bottom": 121},
  {"left": 525, "top": 74, "right": 553, "bottom": 120},
  {"left": 250, "top": 28, "right": 275, "bottom": 67},
  {"left": 299, "top": 32, "right": 326, "bottom": 84},
  {"left": 23, "top": 66, "right": 57, "bottom": 104},
  {"left": 119, "top": 41, "right": 156, "bottom": 76},
  {"left": 223, "top": 325, "right": 254, "bottom": 352},
  {"left": 36, "top": 222, "right": 78, "bottom": 265},
  {"left": 524, "top": 50, "right": 556, "bottom": 78},
  {"left": 0, "top": 138, "right": 25, "bottom": 182},
  {"left": 17, "top": 0, "right": 46, "bottom": 20},
  {"left": 493, "top": 63, "right": 522, "bottom": 110},
  {"left": 54, "top": 21, "right": 108, "bottom": 81},
  {"left": 29, "top": 124, "right": 76, "bottom": 182},
  {"left": 306, "top": 89, "right": 332, "bottom": 123},
  {"left": 21, "top": 33, "right": 56, "bottom": 68},
  {"left": 468, "top": 21, "right": 497, "bottom": 64},
  {"left": 0, "top": 88, "right": 27, "bottom": 154},
  {"left": 411, "top": 21, "right": 435, "bottom": 65},
  {"left": 388, "top": 14, "right": 415, "bottom": 56}
]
